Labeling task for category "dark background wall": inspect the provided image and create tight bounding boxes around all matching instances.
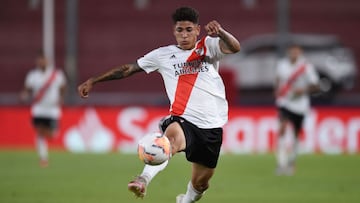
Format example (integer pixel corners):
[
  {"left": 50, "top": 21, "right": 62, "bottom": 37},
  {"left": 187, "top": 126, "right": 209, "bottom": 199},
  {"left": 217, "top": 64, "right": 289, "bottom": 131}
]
[{"left": 0, "top": 0, "right": 359, "bottom": 104}]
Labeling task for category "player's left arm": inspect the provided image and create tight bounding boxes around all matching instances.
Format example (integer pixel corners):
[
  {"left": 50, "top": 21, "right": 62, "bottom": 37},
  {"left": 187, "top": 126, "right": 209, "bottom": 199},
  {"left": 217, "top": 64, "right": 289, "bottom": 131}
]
[
  {"left": 307, "top": 82, "right": 321, "bottom": 94},
  {"left": 293, "top": 84, "right": 320, "bottom": 96},
  {"left": 205, "top": 20, "right": 241, "bottom": 54}
]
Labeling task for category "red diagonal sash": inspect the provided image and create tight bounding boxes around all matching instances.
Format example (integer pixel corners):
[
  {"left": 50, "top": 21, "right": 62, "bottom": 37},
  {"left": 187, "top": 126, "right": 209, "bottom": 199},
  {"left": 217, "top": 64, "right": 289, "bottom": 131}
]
[
  {"left": 277, "top": 64, "right": 306, "bottom": 98},
  {"left": 32, "top": 69, "right": 58, "bottom": 104},
  {"left": 170, "top": 37, "right": 207, "bottom": 116}
]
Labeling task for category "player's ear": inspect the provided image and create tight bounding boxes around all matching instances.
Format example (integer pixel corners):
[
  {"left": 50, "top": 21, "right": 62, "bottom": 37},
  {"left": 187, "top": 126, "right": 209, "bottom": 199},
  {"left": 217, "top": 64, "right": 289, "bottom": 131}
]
[
  {"left": 173, "top": 24, "right": 179, "bottom": 36},
  {"left": 196, "top": 24, "right": 200, "bottom": 36}
]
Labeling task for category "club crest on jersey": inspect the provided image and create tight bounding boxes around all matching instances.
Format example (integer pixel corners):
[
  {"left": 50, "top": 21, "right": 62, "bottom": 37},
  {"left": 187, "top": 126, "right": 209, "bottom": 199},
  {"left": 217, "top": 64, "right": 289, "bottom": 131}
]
[{"left": 195, "top": 47, "right": 204, "bottom": 56}]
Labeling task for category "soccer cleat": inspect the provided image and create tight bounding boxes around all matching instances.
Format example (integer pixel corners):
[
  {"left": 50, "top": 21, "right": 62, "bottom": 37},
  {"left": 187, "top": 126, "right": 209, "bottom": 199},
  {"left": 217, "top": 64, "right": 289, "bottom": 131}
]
[
  {"left": 276, "top": 164, "right": 296, "bottom": 176},
  {"left": 128, "top": 176, "right": 147, "bottom": 198},
  {"left": 275, "top": 166, "right": 286, "bottom": 176},
  {"left": 176, "top": 194, "right": 185, "bottom": 203},
  {"left": 285, "top": 162, "right": 296, "bottom": 176}
]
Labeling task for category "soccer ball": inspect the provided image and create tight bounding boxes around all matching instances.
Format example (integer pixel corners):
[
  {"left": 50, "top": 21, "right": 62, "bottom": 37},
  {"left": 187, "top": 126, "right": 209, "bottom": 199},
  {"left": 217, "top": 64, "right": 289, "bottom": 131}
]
[{"left": 138, "top": 132, "right": 171, "bottom": 165}]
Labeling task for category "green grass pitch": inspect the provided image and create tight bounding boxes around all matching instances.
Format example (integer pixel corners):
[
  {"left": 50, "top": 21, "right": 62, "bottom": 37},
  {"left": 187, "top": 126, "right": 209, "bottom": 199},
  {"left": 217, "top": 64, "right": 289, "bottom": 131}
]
[{"left": 0, "top": 151, "right": 359, "bottom": 203}]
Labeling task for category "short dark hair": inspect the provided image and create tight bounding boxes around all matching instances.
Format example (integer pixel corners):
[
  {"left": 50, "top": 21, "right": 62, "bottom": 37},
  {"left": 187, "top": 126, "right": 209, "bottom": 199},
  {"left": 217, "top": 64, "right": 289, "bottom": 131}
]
[
  {"left": 172, "top": 7, "right": 199, "bottom": 24},
  {"left": 36, "top": 50, "right": 46, "bottom": 58},
  {"left": 287, "top": 43, "right": 302, "bottom": 50}
]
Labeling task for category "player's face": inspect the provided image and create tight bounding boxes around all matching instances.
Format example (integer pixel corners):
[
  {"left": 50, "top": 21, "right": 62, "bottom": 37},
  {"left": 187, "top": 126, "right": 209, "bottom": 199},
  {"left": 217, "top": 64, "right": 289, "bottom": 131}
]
[
  {"left": 173, "top": 21, "right": 200, "bottom": 50},
  {"left": 36, "top": 56, "right": 48, "bottom": 69},
  {"left": 288, "top": 46, "right": 302, "bottom": 63}
]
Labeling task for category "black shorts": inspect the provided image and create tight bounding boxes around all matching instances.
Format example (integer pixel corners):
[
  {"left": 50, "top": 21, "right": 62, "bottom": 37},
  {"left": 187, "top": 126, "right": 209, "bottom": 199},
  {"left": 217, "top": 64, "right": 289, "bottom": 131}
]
[
  {"left": 159, "top": 116, "right": 223, "bottom": 169},
  {"left": 278, "top": 107, "right": 304, "bottom": 133},
  {"left": 32, "top": 117, "right": 58, "bottom": 130}
]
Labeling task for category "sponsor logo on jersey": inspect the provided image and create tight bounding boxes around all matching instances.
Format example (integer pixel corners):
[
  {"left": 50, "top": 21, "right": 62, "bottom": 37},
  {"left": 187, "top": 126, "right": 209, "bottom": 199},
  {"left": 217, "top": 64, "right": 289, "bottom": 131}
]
[{"left": 172, "top": 59, "right": 209, "bottom": 76}]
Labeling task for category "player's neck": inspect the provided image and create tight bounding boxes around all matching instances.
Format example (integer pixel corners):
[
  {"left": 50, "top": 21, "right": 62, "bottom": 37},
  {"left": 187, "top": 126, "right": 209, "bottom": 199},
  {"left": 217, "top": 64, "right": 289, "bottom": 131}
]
[
  {"left": 176, "top": 44, "right": 196, "bottom": 50},
  {"left": 290, "top": 58, "right": 297, "bottom": 65},
  {"left": 38, "top": 66, "right": 47, "bottom": 72}
]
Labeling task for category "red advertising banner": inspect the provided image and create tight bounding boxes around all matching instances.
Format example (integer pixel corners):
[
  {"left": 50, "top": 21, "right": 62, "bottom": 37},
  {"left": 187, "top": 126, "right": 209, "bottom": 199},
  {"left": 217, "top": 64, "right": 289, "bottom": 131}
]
[{"left": 1, "top": 106, "right": 359, "bottom": 154}]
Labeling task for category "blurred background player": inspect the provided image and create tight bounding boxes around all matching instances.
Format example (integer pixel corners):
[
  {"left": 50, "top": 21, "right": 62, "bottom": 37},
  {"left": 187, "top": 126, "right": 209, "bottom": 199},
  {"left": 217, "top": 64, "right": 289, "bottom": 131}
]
[
  {"left": 274, "top": 44, "right": 320, "bottom": 175},
  {"left": 20, "top": 52, "right": 66, "bottom": 167},
  {"left": 78, "top": 6, "right": 240, "bottom": 203}
]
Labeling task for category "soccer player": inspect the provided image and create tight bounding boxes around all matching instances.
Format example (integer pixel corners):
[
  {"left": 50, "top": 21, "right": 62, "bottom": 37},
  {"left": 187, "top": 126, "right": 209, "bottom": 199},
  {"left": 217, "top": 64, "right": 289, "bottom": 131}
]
[
  {"left": 20, "top": 53, "right": 66, "bottom": 167},
  {"left": 275, "top": 44, "right": 320, "bottom": 175},
  {"left": 78, "top": 7, "right": 240, "bottom": 202}
]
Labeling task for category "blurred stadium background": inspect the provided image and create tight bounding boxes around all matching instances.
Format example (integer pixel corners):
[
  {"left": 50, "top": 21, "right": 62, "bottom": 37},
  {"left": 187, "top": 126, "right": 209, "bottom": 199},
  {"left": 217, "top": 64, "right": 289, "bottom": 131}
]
[{"left": 0, "top": 0, "right": 360, "bottom": 202}]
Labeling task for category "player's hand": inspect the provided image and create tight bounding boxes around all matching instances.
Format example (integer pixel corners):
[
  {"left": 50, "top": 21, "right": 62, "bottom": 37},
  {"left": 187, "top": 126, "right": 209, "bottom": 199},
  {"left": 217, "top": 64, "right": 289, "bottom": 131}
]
[
  {"left": 19, "top": 90, "right": 30, "bottom": 103},
  {"left": 78, "top": 78, "right": 94, "bottom": 98},
  {"left": 292, "top": 88, "right": 307, "bottom": 98},
  {"left": 205, "top": 20, "right": 223, "bottom": 37}
]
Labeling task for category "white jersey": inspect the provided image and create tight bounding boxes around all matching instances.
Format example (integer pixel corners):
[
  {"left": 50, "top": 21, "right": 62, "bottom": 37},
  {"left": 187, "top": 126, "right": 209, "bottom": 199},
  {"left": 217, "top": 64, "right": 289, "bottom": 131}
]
[
  {"left": 137, "top": 36, "right": 228, "bottom": 128},
  {"left": 25, "top": 67, "right": 66, "bottom": 119},
  {"left": 276, "top": 57, "right": 319, "bottom": 115}
]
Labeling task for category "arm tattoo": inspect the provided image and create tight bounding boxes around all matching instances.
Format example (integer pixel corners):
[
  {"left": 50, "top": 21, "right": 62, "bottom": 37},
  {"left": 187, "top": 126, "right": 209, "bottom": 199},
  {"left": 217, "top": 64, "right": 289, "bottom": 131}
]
[
  {"left": 218, "top": 30, "right": 241, "bottom": 54},
  {"left": 93, "top": 63, "right": 143, "bottom": 84}
]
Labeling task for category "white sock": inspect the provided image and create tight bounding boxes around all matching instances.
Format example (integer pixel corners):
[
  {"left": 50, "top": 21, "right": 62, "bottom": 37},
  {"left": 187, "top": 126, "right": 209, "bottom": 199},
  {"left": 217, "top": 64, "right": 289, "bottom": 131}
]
[
  {"left": 140, "top": 160, "right": 168, "bottom": 185},
  {"left": 276, "top": 136, "right": 287, "bottom": 168},
  {"left": 36, "top": 136, "right": 48, "bottom": 161},
  {"left": 182, "top": 182, "right": 203, "bottom": 203},
  {"left": 288, "top": 139, "right": 299, "bottom": 165}
]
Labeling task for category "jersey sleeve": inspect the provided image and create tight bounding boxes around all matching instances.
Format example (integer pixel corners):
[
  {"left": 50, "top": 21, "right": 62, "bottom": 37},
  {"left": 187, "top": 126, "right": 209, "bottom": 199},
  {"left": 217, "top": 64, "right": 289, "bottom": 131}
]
[
  {"left": 137, "top": 49, "right": 160, "bottom": 74},
  {"left": 205, "top": 36, "right": 226, "bottom": 61},
  {"left": 306, "top": 63, "right": 319, "bottom": 85}
]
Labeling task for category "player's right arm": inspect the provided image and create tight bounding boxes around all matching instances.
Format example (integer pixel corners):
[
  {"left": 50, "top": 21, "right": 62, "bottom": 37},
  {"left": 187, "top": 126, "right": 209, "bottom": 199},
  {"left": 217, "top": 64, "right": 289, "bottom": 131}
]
[
  {"left": 274, "top": 77, "right": 280, "bottom": 97},
  {"left": 274, "top": 61, "right": 282, "bottom": 98},
  {"left": 20, "top": 72, "right": 33, "bottom": 103},
  {"left": 78, "top": 63, "right": 143, "bottom": 98}
]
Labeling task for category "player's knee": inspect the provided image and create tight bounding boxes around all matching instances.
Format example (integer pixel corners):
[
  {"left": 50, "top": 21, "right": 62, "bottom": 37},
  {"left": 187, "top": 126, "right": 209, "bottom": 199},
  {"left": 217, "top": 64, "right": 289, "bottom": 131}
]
[
  {"left": 165, "top": 135, "right": 181, "bottom": 155},
  {"left": 279, "top": 129, "right": 285, "bottom": 136},
  {"left": 278, "top": 124, "right": 286, "bottom": 136},
  {"left": 294, "top": 128, "right": 301, "bottom": 138},
  {"left": 36, "top": 127, "right": 50, "bottom": 137},
  {"left": 164, "top": 123, "right": 186, "bottom": 153}
]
